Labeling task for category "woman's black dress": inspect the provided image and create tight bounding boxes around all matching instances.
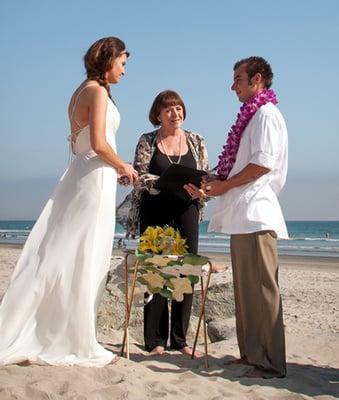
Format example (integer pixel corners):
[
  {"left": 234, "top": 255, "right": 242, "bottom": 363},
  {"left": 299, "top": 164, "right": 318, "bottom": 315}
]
[{"left": 139, "top": 146, "right": 199, "bottom": 351}]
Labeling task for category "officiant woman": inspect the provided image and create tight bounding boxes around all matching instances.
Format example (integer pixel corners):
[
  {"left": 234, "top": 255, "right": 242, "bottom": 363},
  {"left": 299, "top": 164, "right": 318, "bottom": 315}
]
[{"left": 117, "top": 90, "right": 208, "bottom": 356}]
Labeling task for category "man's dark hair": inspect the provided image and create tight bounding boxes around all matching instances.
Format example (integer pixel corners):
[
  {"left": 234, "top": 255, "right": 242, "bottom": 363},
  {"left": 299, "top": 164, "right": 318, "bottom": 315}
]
[{"left": 234, "top": 56, "right": 273, "bottom": 88}]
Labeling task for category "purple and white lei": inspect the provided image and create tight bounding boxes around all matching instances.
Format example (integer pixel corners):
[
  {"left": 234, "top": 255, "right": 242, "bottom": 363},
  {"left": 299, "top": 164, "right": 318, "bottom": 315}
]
[{"left": 216, "top": 89, "right": 278, "bottom": 180}]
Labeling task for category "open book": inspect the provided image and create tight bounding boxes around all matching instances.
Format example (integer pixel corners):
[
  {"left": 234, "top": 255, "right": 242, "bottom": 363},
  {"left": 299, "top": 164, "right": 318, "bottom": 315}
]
[{"left": 154, "top": 164, "right": 207, "bottom": 201}]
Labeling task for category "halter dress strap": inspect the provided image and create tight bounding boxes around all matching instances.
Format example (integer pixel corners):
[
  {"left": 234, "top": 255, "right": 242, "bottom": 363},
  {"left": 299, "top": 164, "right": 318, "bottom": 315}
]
[
  {"left": 68, "top": 83, "right": 99, "bottom": 164},
  {"left": 70, "top": 83, "right": 99, "bottom": 131}
]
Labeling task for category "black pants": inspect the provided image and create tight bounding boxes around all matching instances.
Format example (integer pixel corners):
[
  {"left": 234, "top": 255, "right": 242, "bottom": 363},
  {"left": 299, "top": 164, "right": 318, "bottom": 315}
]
[{"left": 140, "top": 194, "right": 199, "bottom": 351}]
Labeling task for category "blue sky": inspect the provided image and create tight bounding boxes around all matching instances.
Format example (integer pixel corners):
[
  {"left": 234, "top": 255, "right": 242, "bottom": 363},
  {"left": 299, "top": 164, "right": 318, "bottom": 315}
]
[{"left": 0, "top": 0, "right": 338, "bottom": 220}]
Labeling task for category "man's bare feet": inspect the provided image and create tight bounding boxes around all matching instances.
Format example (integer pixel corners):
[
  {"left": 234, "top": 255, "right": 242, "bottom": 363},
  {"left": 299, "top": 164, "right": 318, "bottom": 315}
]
[
  {"left": 224, "top": 356, "right": 249, "bottom": 366},
  {"left": 237, "top": 366, "right": 285, "bottom": 379},
  {"left": 180, "top": 346, "right": 204, "bottom": 358},
  {"left": 237, "top": 367, "right": 263, "bottom": 378},
  {"left": 148, "top": 346, "right": 165, "bottom": 356}
]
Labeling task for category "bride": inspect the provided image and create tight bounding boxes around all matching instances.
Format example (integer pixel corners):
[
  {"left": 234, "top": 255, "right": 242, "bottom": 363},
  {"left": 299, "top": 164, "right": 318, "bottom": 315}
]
[{"left": 0, "top": 37, "right": 138, "bottom": 367}]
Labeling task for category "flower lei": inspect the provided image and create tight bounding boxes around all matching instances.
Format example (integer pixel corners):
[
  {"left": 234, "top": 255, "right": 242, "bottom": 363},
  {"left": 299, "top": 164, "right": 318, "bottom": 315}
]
[{"left": 216, "top": 89, "right": 278, "bottom": 180}]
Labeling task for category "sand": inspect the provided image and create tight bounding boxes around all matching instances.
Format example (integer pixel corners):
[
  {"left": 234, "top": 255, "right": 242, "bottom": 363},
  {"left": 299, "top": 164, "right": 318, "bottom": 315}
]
[{"left": 0, "top": 245, "right": 338, "bottom": 399}]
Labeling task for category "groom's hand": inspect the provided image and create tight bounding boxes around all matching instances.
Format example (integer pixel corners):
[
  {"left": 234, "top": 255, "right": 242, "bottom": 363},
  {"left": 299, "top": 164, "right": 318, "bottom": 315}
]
[
  {"left": 184, "top": 183, "right": 207, "bottom": 199},
  {"left": 202, "top": 179, "right": 228, "bottom": 197}
]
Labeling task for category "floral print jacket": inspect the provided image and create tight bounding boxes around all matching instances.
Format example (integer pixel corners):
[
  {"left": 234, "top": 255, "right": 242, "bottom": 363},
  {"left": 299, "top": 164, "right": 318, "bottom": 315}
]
[{"left": 116, "top": 130, "right": 209, "bottom": 238}]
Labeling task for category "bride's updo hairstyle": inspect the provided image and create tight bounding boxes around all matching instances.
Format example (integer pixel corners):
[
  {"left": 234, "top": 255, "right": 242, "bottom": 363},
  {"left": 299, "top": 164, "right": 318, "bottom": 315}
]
[{"left": 84, "top": 37, "right": 129, "bottom": 97}]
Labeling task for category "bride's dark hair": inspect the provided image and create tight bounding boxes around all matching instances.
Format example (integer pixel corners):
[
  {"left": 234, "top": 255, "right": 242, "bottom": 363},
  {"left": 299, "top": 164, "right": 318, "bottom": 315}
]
[{"left": 84, "top": 37, "right": 129, "bottom": 97}]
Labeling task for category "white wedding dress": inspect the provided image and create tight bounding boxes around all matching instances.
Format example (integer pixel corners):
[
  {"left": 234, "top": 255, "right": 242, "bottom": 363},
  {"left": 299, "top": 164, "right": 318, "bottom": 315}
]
[{"left": 0, "top": 88, "right": 119, "bottom": 367}]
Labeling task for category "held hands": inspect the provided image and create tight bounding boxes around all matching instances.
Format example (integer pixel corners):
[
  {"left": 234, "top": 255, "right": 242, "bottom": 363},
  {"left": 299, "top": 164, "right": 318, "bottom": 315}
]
[
  {"left": 117, "top": 163, "right": 139, "bottom": 185},
  {"left": 183, "top": 183, "right": 207, "bottom": 199},
  {"left": 201, "top": 175, "right": 228, "bottom": 197},
  {"left": 184, "top": 173, "right": 225, "bottom": 199}
]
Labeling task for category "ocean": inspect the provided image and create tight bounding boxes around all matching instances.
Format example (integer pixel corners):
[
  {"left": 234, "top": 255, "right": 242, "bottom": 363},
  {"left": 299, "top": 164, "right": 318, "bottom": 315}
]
[{"left": 1, "top": 220, "right": 339, "bottom": 258}]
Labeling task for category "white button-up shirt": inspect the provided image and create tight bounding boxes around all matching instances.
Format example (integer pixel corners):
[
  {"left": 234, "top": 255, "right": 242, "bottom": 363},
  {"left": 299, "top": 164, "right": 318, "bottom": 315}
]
[{"left": 208, "top": 102, "right": 289, "bottom": 239}]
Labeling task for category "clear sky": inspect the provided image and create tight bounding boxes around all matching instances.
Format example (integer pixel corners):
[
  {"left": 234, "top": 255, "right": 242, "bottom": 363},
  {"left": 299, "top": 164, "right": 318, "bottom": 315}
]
[{"left": 0, "top": 0, "right": 338, "bottom": 220}]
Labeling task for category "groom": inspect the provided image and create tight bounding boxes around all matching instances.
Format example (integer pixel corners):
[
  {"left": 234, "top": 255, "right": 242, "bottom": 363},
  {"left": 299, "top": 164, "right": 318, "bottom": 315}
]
[{"left": 205, "top": 57, "right": 288, "bottom": 378}]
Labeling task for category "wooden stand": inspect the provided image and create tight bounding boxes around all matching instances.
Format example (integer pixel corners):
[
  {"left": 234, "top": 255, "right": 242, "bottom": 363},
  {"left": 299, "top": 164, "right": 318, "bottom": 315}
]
[
  {"left": 191, "top": 261, "right": 212, "bottom": 369},
  {"left": 121, "top": 253, "right": 212, "bottom": 368},
  {"left": 120, "top": 252, "right": 138, "bottom": 360}
]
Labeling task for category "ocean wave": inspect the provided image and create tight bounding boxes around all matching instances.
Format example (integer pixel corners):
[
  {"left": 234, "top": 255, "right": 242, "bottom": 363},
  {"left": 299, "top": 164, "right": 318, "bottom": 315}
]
[
  {"left": 198, "top": 241, "right": 230, "bottom": 248},
  {"left": 297, "top": 237, "right": 339, "bottom": 242},
  {"left": 210, "top": 234, "right": 230, "bottom": 239},
  {"left": 0, "top": 229, "right": 31, "bottom": 234},
  {"left": 199, "top": 235, "right": 229, "bottom": 240},
  {"left": 279, "top": 243, "right": 339, "bottom": 249},
  {"left": 1, "top": 224, "right": 339, "bottom": 257}
]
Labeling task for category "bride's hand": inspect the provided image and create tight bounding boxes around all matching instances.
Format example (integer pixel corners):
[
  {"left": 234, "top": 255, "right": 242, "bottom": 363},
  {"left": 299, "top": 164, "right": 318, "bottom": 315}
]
[
  {"left": 202, "top": 173, "right": 218, "bottom": 184},
  {"left": 118, "top": 163, "right": 139, "bottom": 185}
]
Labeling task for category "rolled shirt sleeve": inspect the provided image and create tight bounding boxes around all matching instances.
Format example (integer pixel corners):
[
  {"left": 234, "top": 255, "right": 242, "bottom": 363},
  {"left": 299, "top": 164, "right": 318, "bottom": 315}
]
[{"left": 249, "top": 112, "right": 281, "bottom": 170}]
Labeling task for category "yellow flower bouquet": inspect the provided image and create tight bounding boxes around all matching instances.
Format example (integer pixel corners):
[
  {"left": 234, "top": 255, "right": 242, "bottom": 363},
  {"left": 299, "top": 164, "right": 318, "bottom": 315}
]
[
  {"left": 138, "top": 225, "right": 187, "bottom": 255},
  {"left": 135, "top": 226, "right": 209, "bottom": 302}
]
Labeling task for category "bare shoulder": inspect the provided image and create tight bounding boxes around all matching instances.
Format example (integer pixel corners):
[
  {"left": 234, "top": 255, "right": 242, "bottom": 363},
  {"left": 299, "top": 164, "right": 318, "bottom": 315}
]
[
  {"left": 87, "top": 86, "right": 108, "bottom": 109},
  {"left": 87, "top": 85, "right": 107, "bottom": 99},
  {"left": 70, "top": 83, "right": 105, "bottom": 103}
]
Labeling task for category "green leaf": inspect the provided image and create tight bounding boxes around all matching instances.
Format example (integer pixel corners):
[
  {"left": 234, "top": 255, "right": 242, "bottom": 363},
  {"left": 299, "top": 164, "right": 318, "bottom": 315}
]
[
  {"left": 135, "top": 249, "right": 152, "bottom": 262},
  {"left": 148, "top": 285, "right": 162, "bottom": 294},
  {"left": 134, "top": 248, "right": 145, "bottom": 257},
  {"left": 187, "top": 275, "right": 199, "bottom": 285},
  {"left": 182, "top": 255, "right": 209, "bottom": 266},
  {"left": 167, "top": 260, "right": 183, "bottom": 266},
  {"left": 143, "top": 265, "right": 158, "bottom": 272},
  {"left": 159, "top": 272, "right": 177, "bottom": 280},
  {"left": 137, "top": 268, "right": 148, "bottom": 274},
  {"left": 160, "top": 288, "right": 173, "bottom": 299},
  {"left": 137, "top": 277, "right": 148, "bottom": 285},
  {"left": 165, "top": 280, "right": 175, "bottom": 290}
]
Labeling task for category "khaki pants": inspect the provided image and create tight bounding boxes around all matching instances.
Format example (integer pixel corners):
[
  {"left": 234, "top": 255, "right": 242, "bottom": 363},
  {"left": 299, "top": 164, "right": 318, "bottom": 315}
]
[{"left": 231, "top": 231, "right": 286, "bottom": 377}]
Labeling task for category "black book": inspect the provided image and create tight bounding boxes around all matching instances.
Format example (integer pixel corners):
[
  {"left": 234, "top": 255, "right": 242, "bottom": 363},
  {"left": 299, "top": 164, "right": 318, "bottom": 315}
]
[{"left": 154, "top": 164, "right": 207, "bottom": 201}]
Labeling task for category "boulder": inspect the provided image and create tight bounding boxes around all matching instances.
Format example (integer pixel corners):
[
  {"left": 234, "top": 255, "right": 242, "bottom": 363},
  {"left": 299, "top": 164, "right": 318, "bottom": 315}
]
[
  {"left": 97, "top": 255, "right": 236, "bottom": 347},
  {"left": 207, "top": 319, "right": 236, "bottom": 343}
]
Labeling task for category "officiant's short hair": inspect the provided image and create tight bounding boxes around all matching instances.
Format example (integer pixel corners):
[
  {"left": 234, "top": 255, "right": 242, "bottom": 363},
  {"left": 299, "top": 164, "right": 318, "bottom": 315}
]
[{"left": 149, "top": 90, "right": 186, "bottom": 126}]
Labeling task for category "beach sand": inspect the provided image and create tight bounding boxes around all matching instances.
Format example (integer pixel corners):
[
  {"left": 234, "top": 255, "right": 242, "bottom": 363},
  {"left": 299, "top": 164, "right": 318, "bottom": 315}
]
[{"left": 0, "top": 245, "right": 338, "bottom": 399}]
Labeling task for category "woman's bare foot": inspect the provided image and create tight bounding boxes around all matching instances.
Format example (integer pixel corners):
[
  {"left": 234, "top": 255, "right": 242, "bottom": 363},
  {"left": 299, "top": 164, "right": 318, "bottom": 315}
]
[
  {"left": 17, "top": 360, "right": 31, "bottom": 366},
  {"left": 211, "top": 262, "right": 228, "bottom": 273},
  {"left": 149, "top": 346, "right": 165, "bottom": 356},
  {"left": 179, "top": 346, "right": 204, "bottom": 358},
  {"left": 108, "top": 355, "right": 120, "bottom": 365}
]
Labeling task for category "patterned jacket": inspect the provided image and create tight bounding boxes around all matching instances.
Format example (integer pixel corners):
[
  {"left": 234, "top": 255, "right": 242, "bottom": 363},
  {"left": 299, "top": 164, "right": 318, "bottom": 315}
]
[{"left": 116, "top": 130, "right": 209, "bottom": 237}]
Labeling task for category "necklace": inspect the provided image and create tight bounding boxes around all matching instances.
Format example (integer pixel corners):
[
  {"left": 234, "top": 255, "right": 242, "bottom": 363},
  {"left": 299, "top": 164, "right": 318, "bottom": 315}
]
[
  {"left": 216, "top": 89, "right": 278, "bottom": 179},
  {"left": 158, "top": 130, "right": 183, "bottom": 165}
]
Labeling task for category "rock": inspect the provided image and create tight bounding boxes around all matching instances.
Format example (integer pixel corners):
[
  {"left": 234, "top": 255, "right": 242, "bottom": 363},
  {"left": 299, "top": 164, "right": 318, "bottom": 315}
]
[
  {"left": 97, "top": 256, "right": 236, "bottom": 347},
  {"left": 192, "top": 281, "right": 235, "bottom": 322},
  {"left": 186, "top": 316, "right": 207, "bottom": 345},
  {"left": 207, "top": 319, "right": 236, "bottom": 343},
  {"left": 97, "top": 255, "right": 144, "bottom": 344}
]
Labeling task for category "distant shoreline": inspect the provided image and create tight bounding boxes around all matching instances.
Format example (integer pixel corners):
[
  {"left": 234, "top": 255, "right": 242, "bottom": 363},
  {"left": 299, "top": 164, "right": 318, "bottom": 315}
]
[
  {"left": 1, "top": 220, "right": 339, "bottom": 257},
  {"left": 2, "top": 243, "right": 338, "bottom": 272}
]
